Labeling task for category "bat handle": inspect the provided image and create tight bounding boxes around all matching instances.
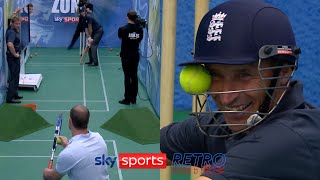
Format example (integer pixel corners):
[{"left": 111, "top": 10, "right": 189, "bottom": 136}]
[{"left": 48, "top": 160, "right": 53, "bottom": 169}]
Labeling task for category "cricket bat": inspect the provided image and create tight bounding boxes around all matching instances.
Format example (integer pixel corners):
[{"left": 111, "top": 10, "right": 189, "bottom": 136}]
[
  {"left": 80, "top": 37, "right": 93, "bottom": 65},
  {"left": 80, "top": 45, "right": 90, "bottom": 65}
]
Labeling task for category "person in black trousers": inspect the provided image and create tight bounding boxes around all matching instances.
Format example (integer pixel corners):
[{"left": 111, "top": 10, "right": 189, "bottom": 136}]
[
  {"left": 67, "top": 2, "right": 93, "bottom": 49},
  {"left": 118, "top": 10, "right": 144, "bottom": 105},
  {"left": 80, "top": 6, "right": 104, "bottom": 66},
  {"left": 6, "top": 16, "right": 23, "bottom": 103}
]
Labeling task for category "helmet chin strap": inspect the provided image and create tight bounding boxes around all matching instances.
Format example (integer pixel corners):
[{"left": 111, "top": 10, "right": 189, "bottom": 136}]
[{"left": 259, "top": 63, "right": 282, "bottom": 114}]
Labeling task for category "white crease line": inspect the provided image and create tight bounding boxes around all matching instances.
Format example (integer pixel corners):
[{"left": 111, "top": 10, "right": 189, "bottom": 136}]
[
  {"left": 112, "top": 140, "right": 123, "bottom": 180},
  {"left": 98, "top": 49, "right": 110, "bottom": 112},
  {"left": 29, "top": 56, "right": 119, "bottom": 58},
  {"left": 27, "top": 64, "right": 81, "bottom": 67},
  {"left": 100, "top": 62, "right": 121, "bottom": 65},
  {"left": 23, "top": 100, "right": 105, "bottom": 102},
  {"left": 83, "top": 64, "right": 87, "bottom": 106},
  {"left": 11, "top": 140, "right": 114, "bottom": 142},
  {"left": 36, "top": 110, "right": 70, "bottom": 112},
  {"left": 36, "top": 110, "right": 108, "bottom": 112},
  {"left": 28, "top": 63, "right": 79, "bottom": 65},
  {"left": 0, "top": 156, "right": 59, "bottom": 158},
  {"left": 27, "top": 63, "right": 121, "bottom": 66},
  {"left": 27, "top": 62, "right": 121, "bottom": 65}
]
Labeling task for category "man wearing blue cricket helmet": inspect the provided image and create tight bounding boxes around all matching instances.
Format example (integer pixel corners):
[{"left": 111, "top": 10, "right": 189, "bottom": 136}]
[{"left": 160, "top": 0, "right": 320, "bottom": 179}]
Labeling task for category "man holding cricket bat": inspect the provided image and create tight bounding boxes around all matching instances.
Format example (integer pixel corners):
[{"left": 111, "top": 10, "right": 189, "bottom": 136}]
[
  {"left": 80, "top": 6, "right": 104, "bottom": 66},
  {"left": 43, "top": 105, "right": 109, "bottom": 180}
]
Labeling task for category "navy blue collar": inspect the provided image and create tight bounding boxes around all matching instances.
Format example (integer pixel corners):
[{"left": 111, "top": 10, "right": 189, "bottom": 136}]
[{"left": 271, "top": 80, "right": 305, "bottom": 115}]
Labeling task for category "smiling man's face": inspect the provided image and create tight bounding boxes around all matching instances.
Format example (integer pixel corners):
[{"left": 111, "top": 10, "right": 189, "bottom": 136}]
[{"left": 206, "top": 61, "right": 276, "bottom": 132}]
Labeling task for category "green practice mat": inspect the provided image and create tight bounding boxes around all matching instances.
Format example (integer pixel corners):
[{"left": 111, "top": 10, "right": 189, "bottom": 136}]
[
  {"left": 101, "top": 107, "right": 160, "bottom": 145},
  {"left": 0, "top": 104, "right": 52, "bottom": 141}
]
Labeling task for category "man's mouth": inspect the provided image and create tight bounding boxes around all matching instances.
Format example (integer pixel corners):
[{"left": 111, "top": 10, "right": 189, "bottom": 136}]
[{"left": 224, "top": 102, "right": 252, "bottom": 111}]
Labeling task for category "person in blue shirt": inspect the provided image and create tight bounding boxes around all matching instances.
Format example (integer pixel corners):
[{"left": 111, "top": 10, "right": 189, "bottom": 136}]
[
  {"left": 160, "top": 0, "right": 320, "bottom": 179},
  {"left": 43, "top": 105, "right": 109, "bottom": 180},
  {"left": 6, "top": 16, "right": 23, "bottom": 103},
  {"left": 67, "top": 1, "right": 92, "bottom": 50},
  {"left": 80, "top": 6, "right": 104, "bottom": 66}
]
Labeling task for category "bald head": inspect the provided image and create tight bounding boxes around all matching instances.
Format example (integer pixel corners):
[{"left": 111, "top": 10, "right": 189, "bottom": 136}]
[{"left": 70, "top": 105, "right": 90, "bottom": 129}]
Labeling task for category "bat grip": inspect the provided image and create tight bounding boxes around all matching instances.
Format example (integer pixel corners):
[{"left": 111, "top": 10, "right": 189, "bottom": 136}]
[{"left": 48, "top": 160, "right": 53, "bottom": 169}]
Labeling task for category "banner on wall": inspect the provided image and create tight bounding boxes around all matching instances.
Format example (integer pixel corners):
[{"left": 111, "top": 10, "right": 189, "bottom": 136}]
[
  {"left": 20, "top": 5, "right": 30, "bottom": 51},
  {"left": 138, "top": 0, "right": 160, "bottom": 116},
  {"left": 0, "top": 0, "right": 5, "bottom": 104},
  {"left": 132, "top": 0, "right": 149, "bottom": 59},
  {"left": 29, "top": 0, "right": 132, "bottom": 47}
]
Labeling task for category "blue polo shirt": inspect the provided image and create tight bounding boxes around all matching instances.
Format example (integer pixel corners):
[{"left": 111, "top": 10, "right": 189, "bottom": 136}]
[
  {"left": 85, "top": 14, "right": 102, "bottom": 34},
  {"left": 6, "top": 26, "right": 21, "bottom": 56},
  {"left": 160, "top": 81, "right": 320, "bottom": 179},
  {"left": 56, "top": 131, "right": 109, "bottom": 180}
]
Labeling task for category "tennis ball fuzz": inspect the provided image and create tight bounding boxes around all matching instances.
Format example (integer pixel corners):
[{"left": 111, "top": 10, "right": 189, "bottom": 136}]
[
  {"left": 179, "top": 65, "right": 212, "bottom": 94},
  {"left": 56, "top": 137, "right": 62, "bottom": 144}
]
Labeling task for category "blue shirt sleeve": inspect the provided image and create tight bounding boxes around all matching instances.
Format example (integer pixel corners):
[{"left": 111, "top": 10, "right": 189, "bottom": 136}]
[
  {"left": 56, "top": 149, "right": 78, "bottom": 175},
  {"left": 201, "top": 122, "right": 315, "bottom": 180},
  {"left": 6, "top": 30, "right": 16, "bottom": 44},
  {"left": 87, "top": 15, "right": 93, "bottom": 25},
  {"left": 160, "top": 116, "right": 207, "bottom": 166}
]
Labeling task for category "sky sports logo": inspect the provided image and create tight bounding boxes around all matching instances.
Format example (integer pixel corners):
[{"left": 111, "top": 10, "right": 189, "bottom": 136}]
[
  {"left": 95, "top": 153, "right": 166, "bottom": 169},
  {"left": 51, "top": 0, "right": 79, "bottom": 23},
  {"left": 119, "top": 153, "right": 166, "bottom": 169},
  {"left": 94, "top": 153, "right": 225, "bottom": 174},
  {"left": 53, "top": 16, "right": 79, "bottom": 23},
  {"left": 94, "top": 155, "right": 117, "bottom": 168}
]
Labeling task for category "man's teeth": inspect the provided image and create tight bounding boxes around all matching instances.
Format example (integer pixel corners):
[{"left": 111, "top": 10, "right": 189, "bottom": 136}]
[{"left": 224, "top": 103, "right": 251, "bottom": 111}]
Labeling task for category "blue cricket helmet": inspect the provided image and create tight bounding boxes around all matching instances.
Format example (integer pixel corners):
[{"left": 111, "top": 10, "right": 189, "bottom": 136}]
[{"left": 180, "top": 0, "right": 299, "bottom": 66}]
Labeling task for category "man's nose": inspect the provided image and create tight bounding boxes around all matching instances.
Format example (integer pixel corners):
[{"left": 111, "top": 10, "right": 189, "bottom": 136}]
[
  {"left": 217, "top": 80, "right": 239, "bottom": 105},
  {"left": 219, "top": 92, "right": 238, "bottom": 105}
]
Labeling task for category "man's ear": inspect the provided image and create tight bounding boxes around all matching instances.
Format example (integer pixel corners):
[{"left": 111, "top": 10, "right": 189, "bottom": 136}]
[{"left": 69, "top": 117, "right": 72, "bottom": 127}]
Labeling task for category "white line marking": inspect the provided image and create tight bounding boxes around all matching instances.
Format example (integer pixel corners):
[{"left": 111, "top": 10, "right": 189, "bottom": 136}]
[
  {"left": 28, "top": 64, "right": 81, "bottom": 67},
  {"left": 100, "top": 56, "right": 119, "bottom": 58},
  {"left": 28, "top": 63, "right": 80, "bottom": 65},
  {"left": 36, "top": 110, "right": 70, "bottom": 112},
  {"left": 0, "top": 156, "right": 59, "bottom": 158},
  {"left": 11, "top": 140, "right": 114, "bottom": 142},
  {"left": 100, "top": 62, "right": 121, "bottom": 65},
  {"left": 23, "top": 100, "right": 105, "bottom": 102},
  {"left": 27, "top": 63, "right": 121, "bottom": 66},
  {"left": 36, "top": 110, "right": 109, "bottom": 112},
  {"left": 28, "top": 62, "right": 121, "bottom": 65},
  {"left": 112, "top": 140, "right": 123, "bottom": 180},
  {"left": 97, "top": 49, "right": 110, "bottom": 112},
  {"left": 83, "top": 63, "right": 87, "bottom": 106},
  {"left": 29, "top": 55, "right": 119, "bottom": 58}
]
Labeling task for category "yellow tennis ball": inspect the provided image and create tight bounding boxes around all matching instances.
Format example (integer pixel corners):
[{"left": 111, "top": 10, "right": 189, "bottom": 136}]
[
  {"left": 56, "top": 137, "right": 62, "bottom": 144},
  {"left": 180, "top": 65, "right": 212, "bottom": 94}
]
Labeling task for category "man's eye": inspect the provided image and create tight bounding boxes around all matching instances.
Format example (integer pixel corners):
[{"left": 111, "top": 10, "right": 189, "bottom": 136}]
[
  {"left": 210, "top": 72, "right": 216, "bottom": 76},
  {"left": 210, "top": 72, "right": 222, "bottom": 80},
  {"left": 239, "top": 73, "right": 253, "bottom": 80}
]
